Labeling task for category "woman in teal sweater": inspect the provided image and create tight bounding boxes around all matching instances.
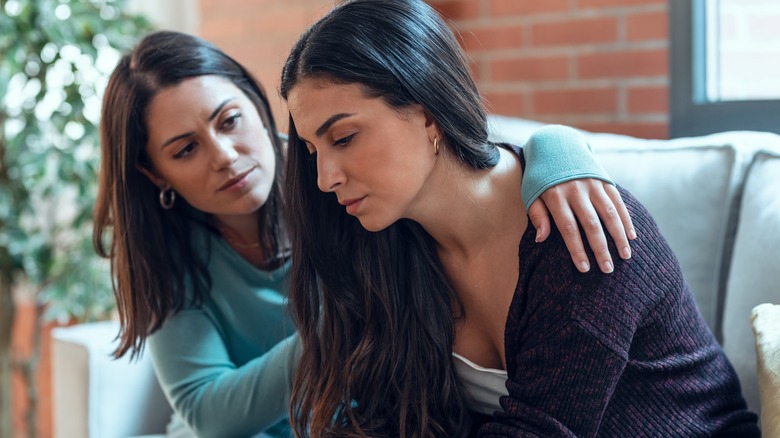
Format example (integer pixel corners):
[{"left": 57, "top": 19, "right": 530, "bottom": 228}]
[{"left": 93, "top": 30, "right": 634, "bottom": 437}]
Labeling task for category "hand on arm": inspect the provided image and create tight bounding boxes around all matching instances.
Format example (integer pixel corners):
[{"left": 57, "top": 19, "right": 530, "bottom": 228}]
[{"left": 521, "top": 125, "right": 635, "bottom": 273}]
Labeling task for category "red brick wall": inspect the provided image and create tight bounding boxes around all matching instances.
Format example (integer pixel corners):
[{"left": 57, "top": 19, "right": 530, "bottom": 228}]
[
  {"left": 10, "top": 302, "right": 58, "bottom": 438},
  {"left": 199, "top": 0, "right": 669, "bottom": 139},
  {"left": 430, "top": 0, "right": 668, "bottom": 138},
  {"left": 199, "top": 0, "right": 337, "bottom": 132}
]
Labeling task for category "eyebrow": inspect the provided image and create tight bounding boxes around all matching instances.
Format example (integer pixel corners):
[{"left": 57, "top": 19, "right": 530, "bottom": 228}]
[
  {"left": 159, "top": 97, "right": 235, "bottom": 149},
  {"left": 298, "top": 113, "right": 355, "bottom": 144}
]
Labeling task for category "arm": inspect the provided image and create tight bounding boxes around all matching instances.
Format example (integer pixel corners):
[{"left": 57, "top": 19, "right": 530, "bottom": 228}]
[
  {"left": 521, "top": 125, "right": 635, "bottom": 274},
  {"left": 148, "top": 309, "right": 300, "bottom": 438},
  {"left": 479, "top": 193, "right": 649, "bottom": 437}
]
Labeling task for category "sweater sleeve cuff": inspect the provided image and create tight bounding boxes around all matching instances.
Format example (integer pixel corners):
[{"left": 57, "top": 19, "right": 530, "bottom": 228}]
[{"left": 521, "top": 124, "right": 614, "bottom": 211}]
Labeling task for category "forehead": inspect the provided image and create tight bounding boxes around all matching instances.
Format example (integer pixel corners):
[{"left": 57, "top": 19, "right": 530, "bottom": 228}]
[
  {"left": 286, "top": 79, "right": 387, "bottom": 133},
  {"left": 288, "top": 79, "right": 365, "bottom": 110},
  {"left": 147, "top": 75, "right": 243, "bottom": 118}
]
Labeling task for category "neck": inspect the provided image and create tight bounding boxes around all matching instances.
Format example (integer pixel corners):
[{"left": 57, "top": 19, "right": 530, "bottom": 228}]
[
  {"left": 411, "top": 147, "right": 525, "bottom": 261},
  {"left": 213, "top": 212, "right": 262, "bottom": 248}
]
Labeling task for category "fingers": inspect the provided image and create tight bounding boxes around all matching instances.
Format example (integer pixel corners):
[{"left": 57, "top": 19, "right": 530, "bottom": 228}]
[
  {"left": 528, "top": 199, "right": 551, "bottom": 243},
  {"left": 568, "top": 194, "right": 613, "bottom": 273},
  {"left": 605, "top": 184, "right": 637, "bottom": 241},
  {"left": 536, "top": 179, "right": 637, "bottom": 274},
  {"left": 589, "top": 189, "right": 630, "bottom": 262},
  {"left": 542, "top": 187, "right": 592, "bottom": 273}
]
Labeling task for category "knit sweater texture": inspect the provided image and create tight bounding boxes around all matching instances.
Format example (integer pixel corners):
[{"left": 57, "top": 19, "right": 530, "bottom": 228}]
[{"left": 478, "top": 151, "right": 759, "bottom": 436}]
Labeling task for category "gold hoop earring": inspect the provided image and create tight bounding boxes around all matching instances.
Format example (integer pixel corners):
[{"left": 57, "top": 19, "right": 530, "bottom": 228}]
[
  {"left": 159, "top": 187, "right": 176, "bottom": 209},
  {"left": 433, "top": 137, "right": 440, "bottom": 156}
]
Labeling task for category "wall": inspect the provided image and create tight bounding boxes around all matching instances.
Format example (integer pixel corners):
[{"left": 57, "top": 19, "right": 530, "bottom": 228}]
[
  {"left": 199, "top": 0, "right": 669, "bottom": 139},
  {"left": 199, "top": 0, "right": 338, "bottom": 132},
  {"left": 430, "top": 0, "right": 668, "bottom": 139}
]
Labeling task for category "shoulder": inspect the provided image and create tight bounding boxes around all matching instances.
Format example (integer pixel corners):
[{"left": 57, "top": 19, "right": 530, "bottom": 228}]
[{"left": 512, "top": 186, "right": 686, "bottom": 354}]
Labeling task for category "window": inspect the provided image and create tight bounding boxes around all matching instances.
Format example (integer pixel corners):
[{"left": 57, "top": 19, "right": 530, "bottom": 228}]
[{"left": 670, "top": 0, "right": 780, "bottom": 137}]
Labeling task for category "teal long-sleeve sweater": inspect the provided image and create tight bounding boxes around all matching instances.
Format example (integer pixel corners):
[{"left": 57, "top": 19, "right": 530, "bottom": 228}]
[{"left": 146, "top": 125, "right": 612, "bottom": 438}]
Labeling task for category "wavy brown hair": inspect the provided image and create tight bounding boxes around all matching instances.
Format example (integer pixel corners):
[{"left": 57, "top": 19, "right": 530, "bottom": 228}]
[
  {"left": 93, "top": 31, "right": 286, "bottom": 359},
  {"left": 280, "top": 0, "right": 500, "bottom": 436}
]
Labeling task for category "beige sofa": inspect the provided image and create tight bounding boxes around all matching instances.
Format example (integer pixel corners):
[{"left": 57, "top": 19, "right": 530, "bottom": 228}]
[{"left": 52, "top": 115, "right": 780, "bottom": 436}]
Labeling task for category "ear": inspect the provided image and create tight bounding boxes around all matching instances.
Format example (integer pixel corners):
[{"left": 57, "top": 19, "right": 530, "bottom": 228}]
[
  {"left": 422, "top": 110, "right": 441, "bottom": 143},
  {"left": 135, "top": 163, "right": 168, "bottom": 189}
]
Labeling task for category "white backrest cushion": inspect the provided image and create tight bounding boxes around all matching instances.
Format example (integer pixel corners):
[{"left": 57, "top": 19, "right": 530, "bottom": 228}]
[{"left": 723, "top": 151, "right": 780, "bottom": 414}]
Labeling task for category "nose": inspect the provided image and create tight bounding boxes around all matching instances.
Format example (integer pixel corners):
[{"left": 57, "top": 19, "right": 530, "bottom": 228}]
[
  {"left": 316, "top": 150, "right": 345, "bottom": 193},
  {"left": 210, "top": 137, "right": 239, "bottom": 171}
]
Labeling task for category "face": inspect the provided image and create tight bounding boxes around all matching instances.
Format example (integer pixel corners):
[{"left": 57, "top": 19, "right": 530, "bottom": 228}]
[
  {"left": 142, "top": 75, "right": 276, "bottom": 220},
  {"left": 287, "top": 79, "right": 439, "bottom": 232}
]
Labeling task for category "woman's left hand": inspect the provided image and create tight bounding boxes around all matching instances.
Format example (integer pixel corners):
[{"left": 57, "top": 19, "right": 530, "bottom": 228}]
[{"left": 529, "top": 178, "right": 636, "bottom": 274}]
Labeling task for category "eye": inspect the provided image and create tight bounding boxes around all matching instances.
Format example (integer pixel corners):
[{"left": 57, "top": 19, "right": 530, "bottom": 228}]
[
  {"left": 221, "top": 113, "right": 241, "bottom": 131},
  {"left": 333, "top": 133, "right": 355, "bottom": 147},
  {"left": 173, "top": 142, "right": 196, "bottom": 159}
]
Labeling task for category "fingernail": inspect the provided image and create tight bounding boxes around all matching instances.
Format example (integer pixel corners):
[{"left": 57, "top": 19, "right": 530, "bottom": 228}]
[
  {"left": 602, "top": 261, "right": 614, "bottom": 273},
  {"left": 621, "top": 246, "right": 631, "bottom": 259},
  {"left": 579, "top": 261, "right": 590, "bottom": 273},
  {"left": 629, "top": 228, "right": 637, "bottom": 239},
  {"left": 535, "top": 229, "right": 541, "bottom": 242}
]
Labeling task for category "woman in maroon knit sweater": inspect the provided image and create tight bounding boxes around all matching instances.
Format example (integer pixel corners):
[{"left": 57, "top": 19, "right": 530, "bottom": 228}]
[
  {"left": 279, "top": 0, "right": 760, "bottom": 436},
  {"left": 475, "top": 146, "right": 758, "bottom": 437}
]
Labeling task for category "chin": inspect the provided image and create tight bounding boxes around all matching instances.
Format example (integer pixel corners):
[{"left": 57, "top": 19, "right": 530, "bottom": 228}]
[{"left": 356, "top": 216, "right": 394, "bottom": 233}]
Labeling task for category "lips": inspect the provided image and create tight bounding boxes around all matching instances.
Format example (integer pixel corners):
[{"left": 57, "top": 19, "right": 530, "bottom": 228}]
[
  {"left": 339, "top": 196, "right": 365, "bottom": 215},
  {"left": 218, "top": 168, "right": 254, "bottom": 192}
]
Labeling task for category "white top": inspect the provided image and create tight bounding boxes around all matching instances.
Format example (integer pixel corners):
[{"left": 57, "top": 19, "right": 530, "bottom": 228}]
[{"left": 452, "top": 352, "right": 509, "bottom": 416}]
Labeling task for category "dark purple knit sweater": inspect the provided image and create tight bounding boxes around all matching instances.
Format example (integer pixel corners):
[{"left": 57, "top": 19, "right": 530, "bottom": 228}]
[{"left": 477, "top": 150, "right": 759, "bottom": 437}]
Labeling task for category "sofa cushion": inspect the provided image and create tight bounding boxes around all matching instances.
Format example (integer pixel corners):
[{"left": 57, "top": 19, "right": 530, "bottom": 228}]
[{"left": 722, "top": 150, "right": 780, "bottom": 414}]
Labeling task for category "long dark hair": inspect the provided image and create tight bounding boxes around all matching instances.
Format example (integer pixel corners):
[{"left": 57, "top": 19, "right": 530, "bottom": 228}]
[
  {"left": 93, "top": 31, "right": 287, "bottom": 359},
  {"left": 280, "top": 0, "right": 499, "bottom": 436}
]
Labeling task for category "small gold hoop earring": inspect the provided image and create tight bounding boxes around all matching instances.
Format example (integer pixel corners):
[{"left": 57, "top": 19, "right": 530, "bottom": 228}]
[
  {"left": 159, "top": 187, "right": 176, "bottom": 209},
  {"left": 433, "top": 137, "right": 440, "bottom": 156}
]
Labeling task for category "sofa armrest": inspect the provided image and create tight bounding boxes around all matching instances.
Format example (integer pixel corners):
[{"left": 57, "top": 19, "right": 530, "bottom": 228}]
[{"left": 51, "top": 320, "right": 172, "bottom": 438}]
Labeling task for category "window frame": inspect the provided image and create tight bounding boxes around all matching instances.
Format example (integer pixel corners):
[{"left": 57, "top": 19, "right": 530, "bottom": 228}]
[{"left": 669, "top": 0, "right": 780, "bottom": 137}]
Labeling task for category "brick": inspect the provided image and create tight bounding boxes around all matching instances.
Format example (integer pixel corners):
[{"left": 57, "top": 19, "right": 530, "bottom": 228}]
[
  {"left": 533, "top": 88, "right": 618, "bottom": 114},
  {"left": 467, "top": 57, "right": 483, "bottom": 82},
  {"left": 250, "top": 10, "right": 313, "bottom": 36},
  {"left": 200, "top": 16, "right": 249, "bottom": 42},
  {"left": 11, "top": 301, "right": 65, "bottom": 438},
  {"left": 575, "top": 121, "right": 668, "bottom": 139},
  {"left": 489, "top": 0, "right": 569, "bottom": 16},
  {"left": 227, "top": 41, "right": 285, "bottom": 65},
  {"left": 532, "top": 17, "right": 618, "bottom": 47},
  {"left": 482, "top": 91, "right": 527, "bottom": 117},
  {"left": 430, "top": 0, "right": 481, "bottom": 21},
  {"left": 628, "top": 86, "right": 668, "bottom": 113},
  {"left": 577, "top": 0, "right": 664, "bottom": 8},
  {"left": 460, "top": 25, "right": 525, "bottom": 52},
  {"left": 578, "top": 49, "right": 667, "bottom": 78},
  {"left": 626, "top": 11, "right": 668, "bottom": 41},
  {"left": 491, "top": 55, "right": 570, "bottom": 82}
]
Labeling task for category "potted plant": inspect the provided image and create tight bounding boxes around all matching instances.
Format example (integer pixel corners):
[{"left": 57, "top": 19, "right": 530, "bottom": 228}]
[{"left": 0, "top": 1, "right": 151, "bottom": 436}]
